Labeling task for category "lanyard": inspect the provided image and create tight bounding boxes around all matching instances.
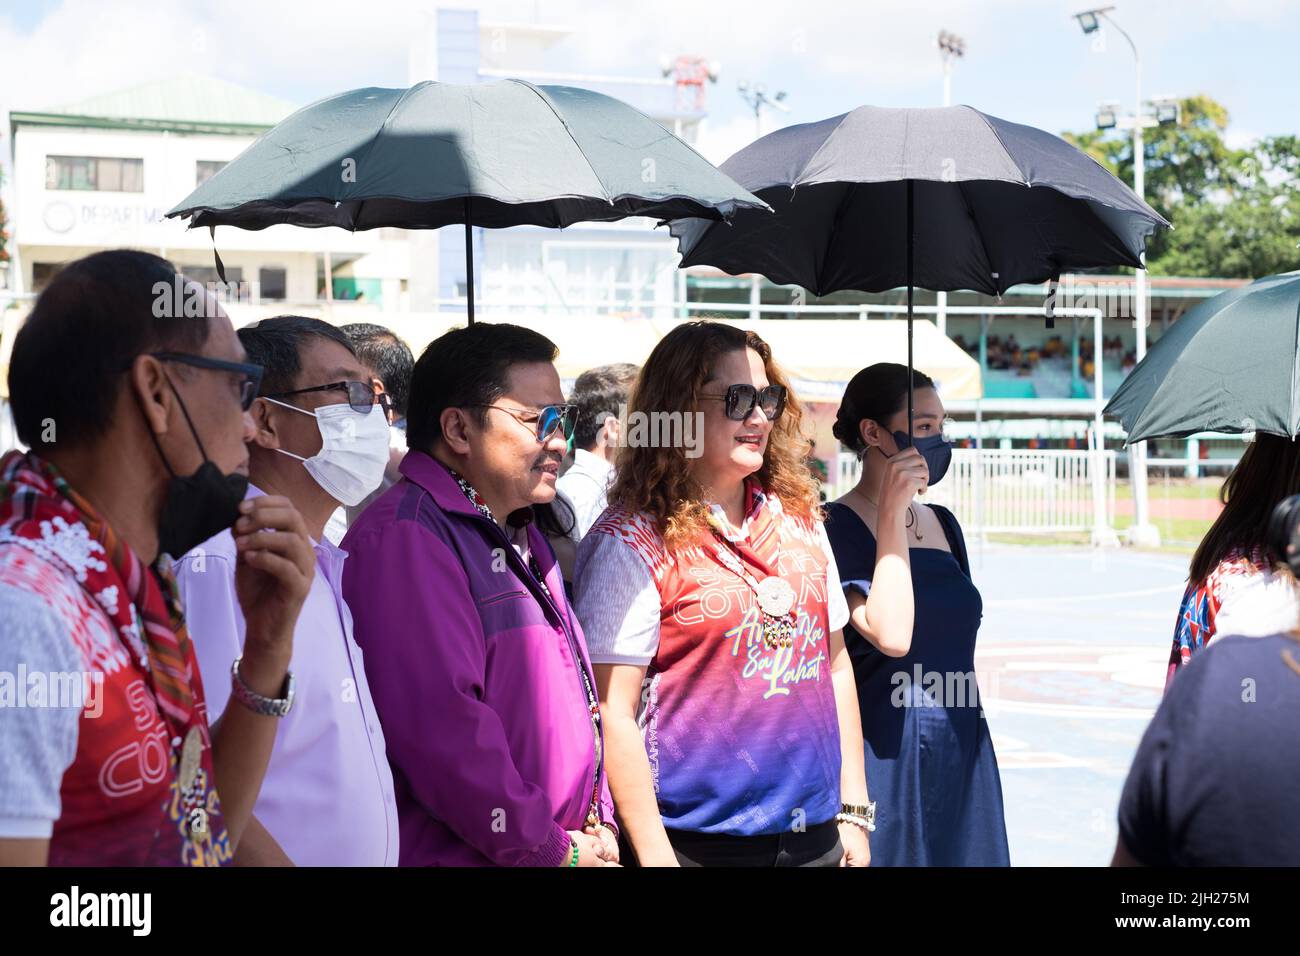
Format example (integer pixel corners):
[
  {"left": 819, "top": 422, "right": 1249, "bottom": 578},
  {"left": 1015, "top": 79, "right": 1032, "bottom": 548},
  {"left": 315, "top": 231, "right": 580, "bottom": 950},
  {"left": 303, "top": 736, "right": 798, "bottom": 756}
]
[
  {"left": 449, "top": 468, "right": 604, "bottom": 827},
  {"left": 708, "top": 527, "right": 797, "bottom": 649}
]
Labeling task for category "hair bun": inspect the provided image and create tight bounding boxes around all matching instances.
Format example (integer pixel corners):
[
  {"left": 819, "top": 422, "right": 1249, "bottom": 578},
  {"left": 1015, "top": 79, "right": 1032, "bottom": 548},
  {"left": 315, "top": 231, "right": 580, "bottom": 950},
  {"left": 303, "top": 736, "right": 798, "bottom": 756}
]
[{"left": 832, "top": 412, "right": 861, "bottom": 450}]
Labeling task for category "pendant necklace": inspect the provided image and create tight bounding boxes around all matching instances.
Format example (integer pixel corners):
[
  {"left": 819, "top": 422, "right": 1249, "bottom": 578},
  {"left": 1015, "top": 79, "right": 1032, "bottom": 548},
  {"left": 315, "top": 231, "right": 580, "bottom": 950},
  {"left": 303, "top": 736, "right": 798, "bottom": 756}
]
[
  {"left": 850, "top": 487, "right": 923, "bottom": 542},
  {"left": 707, "top": 519, "right": 797, "bottom": 650}
]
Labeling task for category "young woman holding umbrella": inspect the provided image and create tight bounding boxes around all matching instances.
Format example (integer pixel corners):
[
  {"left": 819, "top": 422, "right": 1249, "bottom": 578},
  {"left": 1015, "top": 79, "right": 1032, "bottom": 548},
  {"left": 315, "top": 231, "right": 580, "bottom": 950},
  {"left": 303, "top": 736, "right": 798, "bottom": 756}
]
[
  {"left": 824, "top": 363, "right": 1010, "bottom": 867},
  {"left": 572, "top": 321, "right": 872, "bottom": 867}
]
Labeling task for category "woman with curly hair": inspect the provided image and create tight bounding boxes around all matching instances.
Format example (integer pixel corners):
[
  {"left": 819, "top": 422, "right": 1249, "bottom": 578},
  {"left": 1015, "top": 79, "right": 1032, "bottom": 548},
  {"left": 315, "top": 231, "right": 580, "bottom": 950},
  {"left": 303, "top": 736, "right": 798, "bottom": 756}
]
[{"left": 572, "top": 320, "right": 873, "bottom": 867}]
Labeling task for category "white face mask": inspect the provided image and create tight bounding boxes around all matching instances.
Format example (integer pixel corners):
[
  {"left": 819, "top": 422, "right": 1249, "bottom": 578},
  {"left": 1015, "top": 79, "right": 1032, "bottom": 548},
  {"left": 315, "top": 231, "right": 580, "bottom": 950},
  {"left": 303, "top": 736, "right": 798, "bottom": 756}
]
[{"left": 266, "top": 398, "right": 391, "bottom": 506}]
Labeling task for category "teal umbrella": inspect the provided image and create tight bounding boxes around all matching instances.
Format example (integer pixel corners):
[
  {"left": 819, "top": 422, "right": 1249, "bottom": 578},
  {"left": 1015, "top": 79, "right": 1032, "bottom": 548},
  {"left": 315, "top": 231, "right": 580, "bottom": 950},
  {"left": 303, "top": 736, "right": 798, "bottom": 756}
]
[
  {"left": 1105, "top": 271, "right": 1300, "bottom": 441},
  {"left": 166, "top": 79, "right": 768, "bottom": 322}
]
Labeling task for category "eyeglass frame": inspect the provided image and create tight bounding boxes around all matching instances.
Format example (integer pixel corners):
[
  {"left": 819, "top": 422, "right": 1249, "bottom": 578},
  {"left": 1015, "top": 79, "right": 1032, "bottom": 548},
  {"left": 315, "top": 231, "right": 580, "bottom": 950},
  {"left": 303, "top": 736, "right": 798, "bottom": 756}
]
[
  {"left": 699, "top": 383, "right": 788, "bottom": 422},
  {"left": 462, "top": 402, "right": 578, "bottom": 444},
  {"left": 264, "top": 380, "right": 392, "bottom": 415},
  {"left": 124, "top": 351, "right": 265, "bottom": 411}
]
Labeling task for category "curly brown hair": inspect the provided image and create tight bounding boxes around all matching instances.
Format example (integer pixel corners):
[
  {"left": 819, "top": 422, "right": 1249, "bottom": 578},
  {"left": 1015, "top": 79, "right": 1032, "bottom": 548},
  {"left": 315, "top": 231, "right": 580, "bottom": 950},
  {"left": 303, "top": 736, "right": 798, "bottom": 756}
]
[{"left": 607, "top": 320, "right": 821, "bottom": 550}]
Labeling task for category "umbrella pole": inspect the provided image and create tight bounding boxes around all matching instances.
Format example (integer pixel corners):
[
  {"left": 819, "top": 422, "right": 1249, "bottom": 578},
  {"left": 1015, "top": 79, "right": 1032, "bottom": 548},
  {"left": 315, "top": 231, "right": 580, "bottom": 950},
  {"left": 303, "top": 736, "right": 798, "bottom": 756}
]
[
  {"left": 906, "top": 179, "right": 914, "bottom": 448},
  {"left": 465, "top": 197, "right": 475, "bottom": 326}
]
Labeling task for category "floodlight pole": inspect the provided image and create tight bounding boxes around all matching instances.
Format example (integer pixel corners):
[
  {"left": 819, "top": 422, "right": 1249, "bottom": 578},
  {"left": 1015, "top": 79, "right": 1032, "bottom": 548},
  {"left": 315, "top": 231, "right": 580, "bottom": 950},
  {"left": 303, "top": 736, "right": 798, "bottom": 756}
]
[{"left": 1080, "top": 6, "right": 1158, "bottom": 546}]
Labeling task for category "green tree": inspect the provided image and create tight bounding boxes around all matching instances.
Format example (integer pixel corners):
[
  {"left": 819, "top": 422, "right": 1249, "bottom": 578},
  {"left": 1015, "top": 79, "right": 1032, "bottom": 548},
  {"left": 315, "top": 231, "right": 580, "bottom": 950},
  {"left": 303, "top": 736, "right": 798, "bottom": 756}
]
[{"left": 1063, "top": 96, "right": 1299, "bottom": 278}]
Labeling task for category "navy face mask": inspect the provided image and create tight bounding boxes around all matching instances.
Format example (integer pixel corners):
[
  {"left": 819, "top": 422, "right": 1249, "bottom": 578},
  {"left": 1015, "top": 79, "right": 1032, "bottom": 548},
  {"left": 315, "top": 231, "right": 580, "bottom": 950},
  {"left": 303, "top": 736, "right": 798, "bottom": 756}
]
[{"left": 890, "top": 429, "right": 953, "bottom": 485}]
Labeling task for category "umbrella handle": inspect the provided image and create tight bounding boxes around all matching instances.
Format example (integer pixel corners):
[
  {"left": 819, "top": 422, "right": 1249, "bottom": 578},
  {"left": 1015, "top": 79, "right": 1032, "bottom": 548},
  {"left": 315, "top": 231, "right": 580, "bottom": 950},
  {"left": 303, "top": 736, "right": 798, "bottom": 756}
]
[
  {"left": 906, "top": 180, "right": 914, "bottom": 449},
  {"left": 465, "top": 198, "right": 475, "bottom": 326}
]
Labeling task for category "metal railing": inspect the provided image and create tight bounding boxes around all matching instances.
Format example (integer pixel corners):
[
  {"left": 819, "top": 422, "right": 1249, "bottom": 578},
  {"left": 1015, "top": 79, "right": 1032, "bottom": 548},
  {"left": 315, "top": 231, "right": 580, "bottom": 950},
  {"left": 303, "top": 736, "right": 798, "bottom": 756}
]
[{"left": 832, "top": 447, "right": 1118, "bottom": 537}]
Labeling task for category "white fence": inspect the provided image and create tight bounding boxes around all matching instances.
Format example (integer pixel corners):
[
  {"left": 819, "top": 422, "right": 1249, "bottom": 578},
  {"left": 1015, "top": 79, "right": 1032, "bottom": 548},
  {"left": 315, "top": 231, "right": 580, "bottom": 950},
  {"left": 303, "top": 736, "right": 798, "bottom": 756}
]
[{"left": 833, "top": 447, "right": 1117, "bottom": 537}]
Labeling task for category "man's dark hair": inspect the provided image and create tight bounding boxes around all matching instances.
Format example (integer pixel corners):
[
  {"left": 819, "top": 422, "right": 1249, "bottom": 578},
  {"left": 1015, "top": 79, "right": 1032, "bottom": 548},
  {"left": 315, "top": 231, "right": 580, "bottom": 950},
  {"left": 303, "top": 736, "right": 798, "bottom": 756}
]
[
  {"left": 339, "top": 322, "right": 415, "bottom": 418},
  {"left": 406, "top": 323, "right": 558, "bottom": 453},
  {"left": 8, "top": 249, "right": 209, "bottom": 449},
  {"left": 237, "top": 315, "right": 357, "bottom": 397},
  {"left": 570, "top": 363, "right": 638, "bottom": 451}
]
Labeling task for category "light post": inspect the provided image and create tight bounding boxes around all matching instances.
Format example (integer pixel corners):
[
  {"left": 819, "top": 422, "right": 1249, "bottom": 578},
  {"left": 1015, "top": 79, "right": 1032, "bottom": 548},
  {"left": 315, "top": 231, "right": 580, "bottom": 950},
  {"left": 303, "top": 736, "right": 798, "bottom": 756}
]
[
  {"left": 936, "top": 30, "right": 965, "bottom": 342},
  {"left": 1074, "top": 6, "right": 1176, "bottom": 549},
  {"left": 938, "top": 30, "right": 965, "bottom": 110},
  {"left": 737, "top": 80, "right": 788, "bottom": 140},
  {"left": 737, "top": 81, "right": 788, "bottom": 319}
]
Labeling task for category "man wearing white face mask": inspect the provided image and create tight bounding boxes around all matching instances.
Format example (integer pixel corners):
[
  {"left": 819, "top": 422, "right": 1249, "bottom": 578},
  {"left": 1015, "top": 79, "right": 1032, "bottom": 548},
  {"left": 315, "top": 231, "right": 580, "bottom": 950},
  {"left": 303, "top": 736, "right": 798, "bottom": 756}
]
[{"left": 176, "top": 316, "right": 399, "bottom": 866}]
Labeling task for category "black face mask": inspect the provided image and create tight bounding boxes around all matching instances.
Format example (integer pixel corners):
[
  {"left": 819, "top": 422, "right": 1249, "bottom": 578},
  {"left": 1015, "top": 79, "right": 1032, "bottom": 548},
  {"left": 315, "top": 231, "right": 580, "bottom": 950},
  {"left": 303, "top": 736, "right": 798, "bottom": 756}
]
[
  {"left": 150, "top": 375, "right": 248, "bottom": 560},
  {"left": 890, "top": 429, "right": 954, "bottom": 485}
]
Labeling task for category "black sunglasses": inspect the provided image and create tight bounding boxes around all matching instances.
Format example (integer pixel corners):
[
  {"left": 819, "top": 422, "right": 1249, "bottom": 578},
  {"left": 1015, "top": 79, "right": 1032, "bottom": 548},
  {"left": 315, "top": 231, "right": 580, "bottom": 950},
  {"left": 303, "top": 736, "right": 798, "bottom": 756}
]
[
  {"left": 265, "top": 380, "right": 389, "bottom": 415},
  {"left": 465, "top": 403, "right": 578, "bottom": 443},
  {"left": 700, "top": 384, "right": 787, "bottom": 422},
  {"left": 143, "top": 352, "right": 264, "bottom": 411}
]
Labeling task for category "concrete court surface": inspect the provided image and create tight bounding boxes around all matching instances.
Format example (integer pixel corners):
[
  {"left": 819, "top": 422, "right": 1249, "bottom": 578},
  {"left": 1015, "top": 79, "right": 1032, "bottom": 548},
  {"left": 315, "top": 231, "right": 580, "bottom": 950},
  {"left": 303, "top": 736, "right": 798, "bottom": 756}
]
[{"left": 965, "top": 543, "right": 1188, "bottom": 866}]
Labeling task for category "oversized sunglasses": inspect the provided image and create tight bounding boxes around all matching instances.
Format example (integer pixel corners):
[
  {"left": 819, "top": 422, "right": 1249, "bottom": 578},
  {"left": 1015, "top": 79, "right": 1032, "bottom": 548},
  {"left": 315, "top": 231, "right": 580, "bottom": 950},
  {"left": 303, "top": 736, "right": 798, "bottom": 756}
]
[
  {"left": 700, "top": 383, "right": 787, "bottom": 422},
  {"left": 467, "top": 402, "right": 578, "bottom": 443},
  {"left": 265, "top": 380, "right": 391, "bottom": 415}
]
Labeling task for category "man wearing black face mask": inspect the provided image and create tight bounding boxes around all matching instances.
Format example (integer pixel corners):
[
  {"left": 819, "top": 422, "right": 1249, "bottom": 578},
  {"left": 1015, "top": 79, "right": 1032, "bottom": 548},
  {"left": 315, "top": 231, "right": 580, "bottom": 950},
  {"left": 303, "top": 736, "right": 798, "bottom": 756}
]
[{"left": 0, "top": 250, "right": 315, "bottom": 867}]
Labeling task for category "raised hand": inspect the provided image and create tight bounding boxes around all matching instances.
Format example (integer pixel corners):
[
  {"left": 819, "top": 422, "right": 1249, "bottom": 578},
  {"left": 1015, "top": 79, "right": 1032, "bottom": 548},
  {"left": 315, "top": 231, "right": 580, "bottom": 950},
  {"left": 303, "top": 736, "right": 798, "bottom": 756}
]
[
  {"left": 879, "top": 445, "right": 930, "bottom": 514},
  {"left": 232, "top": 496, "right": 315, "bottom": 663}
]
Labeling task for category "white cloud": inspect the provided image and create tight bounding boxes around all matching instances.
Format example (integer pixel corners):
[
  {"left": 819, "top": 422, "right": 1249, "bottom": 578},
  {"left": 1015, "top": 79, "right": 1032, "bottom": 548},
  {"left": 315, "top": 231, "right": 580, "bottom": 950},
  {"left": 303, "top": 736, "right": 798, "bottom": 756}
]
[
  {"left": 695, "top": 113, "right": 766, "bottom": 166},
  {"left": 0, "top": 0, "right": 1290, "bottom": 183}
]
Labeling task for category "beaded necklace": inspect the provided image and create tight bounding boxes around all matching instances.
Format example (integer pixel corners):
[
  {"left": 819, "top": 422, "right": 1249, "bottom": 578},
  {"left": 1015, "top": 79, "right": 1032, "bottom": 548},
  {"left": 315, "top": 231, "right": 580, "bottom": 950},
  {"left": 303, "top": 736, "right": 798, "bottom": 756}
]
[{"left": 448, "top": 467, "right": 602, "bottom": 827}]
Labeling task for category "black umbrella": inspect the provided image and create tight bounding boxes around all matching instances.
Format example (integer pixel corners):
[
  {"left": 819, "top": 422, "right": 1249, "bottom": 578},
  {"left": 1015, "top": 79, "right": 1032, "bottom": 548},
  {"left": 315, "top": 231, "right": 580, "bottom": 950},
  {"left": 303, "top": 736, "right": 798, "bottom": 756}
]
[
  {"left": 668, "top": 104, "right": 1170, "bottom": 438},
  {"left": 167, "top": 79, "right": 768, "bottom": 323}
]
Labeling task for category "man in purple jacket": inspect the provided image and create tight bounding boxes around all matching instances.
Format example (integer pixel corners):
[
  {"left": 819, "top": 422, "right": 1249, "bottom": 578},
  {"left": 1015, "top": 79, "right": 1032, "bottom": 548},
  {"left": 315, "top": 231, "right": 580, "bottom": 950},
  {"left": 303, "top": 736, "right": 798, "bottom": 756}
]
[{"left": 341, "top": 323, "right": 617, "bottom": 867}]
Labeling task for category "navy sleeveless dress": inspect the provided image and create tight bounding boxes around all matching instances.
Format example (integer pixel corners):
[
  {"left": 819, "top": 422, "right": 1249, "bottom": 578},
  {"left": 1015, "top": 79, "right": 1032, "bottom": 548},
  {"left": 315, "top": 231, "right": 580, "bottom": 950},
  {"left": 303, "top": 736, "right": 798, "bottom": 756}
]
[{"left": 824, "top": 502, "right": 1010, "bottom": 866}]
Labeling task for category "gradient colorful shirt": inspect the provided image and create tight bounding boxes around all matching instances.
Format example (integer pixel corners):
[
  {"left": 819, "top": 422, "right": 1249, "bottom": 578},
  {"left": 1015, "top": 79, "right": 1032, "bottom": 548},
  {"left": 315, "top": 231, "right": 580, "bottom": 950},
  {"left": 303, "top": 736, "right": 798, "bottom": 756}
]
[
  {"left": 1167, "top": 547, "right": 1299, "bottom": 690},
  {"left": 574, "top": 483, "right": 849, "bottom": 836}
]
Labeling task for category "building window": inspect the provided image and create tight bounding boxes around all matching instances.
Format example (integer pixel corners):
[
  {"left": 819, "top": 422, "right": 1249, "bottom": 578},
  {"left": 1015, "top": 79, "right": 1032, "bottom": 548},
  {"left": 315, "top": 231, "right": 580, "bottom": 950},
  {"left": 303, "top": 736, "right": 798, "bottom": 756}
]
[
  {"left": 259, "top": 267, "right": 287, "bottom": 301},
  {"left": 196, "top": 160, "right": 228, "bottom": 186},
  {"left": 182, "top": 265, "right": 244, "bottom": 302},
  {"left": 45, "top": 156, "right": 143, "bottom": 192}
]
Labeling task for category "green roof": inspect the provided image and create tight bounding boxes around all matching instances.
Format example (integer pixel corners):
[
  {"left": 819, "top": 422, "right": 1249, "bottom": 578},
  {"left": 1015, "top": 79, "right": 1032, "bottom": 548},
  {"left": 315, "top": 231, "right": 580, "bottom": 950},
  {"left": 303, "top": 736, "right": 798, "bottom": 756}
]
[{"left": 11, "top": 74, "right": 299, "bottom": 135}]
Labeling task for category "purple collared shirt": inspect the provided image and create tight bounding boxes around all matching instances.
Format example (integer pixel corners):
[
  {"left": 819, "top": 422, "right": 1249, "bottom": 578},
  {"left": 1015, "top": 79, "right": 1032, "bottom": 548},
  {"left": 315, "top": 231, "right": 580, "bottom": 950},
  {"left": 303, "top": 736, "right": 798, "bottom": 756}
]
[
  {"left": 176, "top": 485, "right": 400, "bottom": 866},
  {"left": 341, "top": 451, "right": 614, "bottom": 867}
]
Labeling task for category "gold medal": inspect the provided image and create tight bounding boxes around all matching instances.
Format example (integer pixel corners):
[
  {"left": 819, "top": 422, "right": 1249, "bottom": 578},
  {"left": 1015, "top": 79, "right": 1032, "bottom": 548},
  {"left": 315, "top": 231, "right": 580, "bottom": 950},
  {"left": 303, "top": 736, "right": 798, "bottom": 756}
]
[{"left": 178, "top": 725, "right": 202, "bottom": 793}]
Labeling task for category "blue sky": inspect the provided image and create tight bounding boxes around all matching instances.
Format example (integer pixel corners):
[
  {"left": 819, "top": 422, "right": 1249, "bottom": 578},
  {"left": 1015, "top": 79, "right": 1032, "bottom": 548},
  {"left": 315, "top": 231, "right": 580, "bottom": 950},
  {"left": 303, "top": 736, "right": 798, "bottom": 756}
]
[{"left": 1, "top": 0, "right": 1296, "bottom": 169}]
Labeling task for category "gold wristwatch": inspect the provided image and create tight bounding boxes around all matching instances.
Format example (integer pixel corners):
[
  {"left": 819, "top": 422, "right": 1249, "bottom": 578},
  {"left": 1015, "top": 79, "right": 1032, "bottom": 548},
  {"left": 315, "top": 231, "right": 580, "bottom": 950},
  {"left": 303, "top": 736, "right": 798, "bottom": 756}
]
[{"left": 840, "top": 801, "right": 877, "bottom": 831}]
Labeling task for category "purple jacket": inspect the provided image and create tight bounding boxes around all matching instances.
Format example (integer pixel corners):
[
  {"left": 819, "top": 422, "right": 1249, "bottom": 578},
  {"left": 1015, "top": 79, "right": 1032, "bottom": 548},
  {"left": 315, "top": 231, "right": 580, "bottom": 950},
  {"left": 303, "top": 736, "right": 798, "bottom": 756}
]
[{"left": 340, "top": 450, "right": 613, "bottom": 866}]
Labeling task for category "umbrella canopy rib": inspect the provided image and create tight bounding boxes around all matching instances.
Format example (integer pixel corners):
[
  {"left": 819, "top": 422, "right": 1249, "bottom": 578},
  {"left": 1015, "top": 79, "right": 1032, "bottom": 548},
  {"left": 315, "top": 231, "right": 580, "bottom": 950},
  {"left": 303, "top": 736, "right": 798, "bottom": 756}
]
[
  {"left": 954, "top": 178, "right": 1002, "bottom": 295},
  {"left": 509, "top": 79, "right": 612, "bottom": 208},
  {"left": 792, "top": 112, "right": 853, "bottom": 189},
  {"left": 347, "top": 84, "right": 426, "bottom": 224}
]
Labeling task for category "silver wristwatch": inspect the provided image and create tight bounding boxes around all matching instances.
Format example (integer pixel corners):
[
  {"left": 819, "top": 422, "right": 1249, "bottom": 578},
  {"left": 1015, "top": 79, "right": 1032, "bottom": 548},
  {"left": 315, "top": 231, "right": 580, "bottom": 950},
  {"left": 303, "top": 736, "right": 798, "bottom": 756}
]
[{"left": 230, "top": 657, "right": 295, "bottom": 717}]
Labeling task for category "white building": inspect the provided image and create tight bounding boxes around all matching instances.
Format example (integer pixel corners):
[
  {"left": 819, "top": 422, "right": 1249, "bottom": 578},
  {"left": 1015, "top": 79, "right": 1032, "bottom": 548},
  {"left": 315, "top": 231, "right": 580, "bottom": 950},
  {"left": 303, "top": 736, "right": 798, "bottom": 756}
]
[
  {"left": 410, "top": 4, "right": 712, "bottom": 319},
  {"left": 3, "top": 9, "right": 716, "bottom": 319},
  {"left": 5, "top": 73, "right": 387, "bottom": 304}
]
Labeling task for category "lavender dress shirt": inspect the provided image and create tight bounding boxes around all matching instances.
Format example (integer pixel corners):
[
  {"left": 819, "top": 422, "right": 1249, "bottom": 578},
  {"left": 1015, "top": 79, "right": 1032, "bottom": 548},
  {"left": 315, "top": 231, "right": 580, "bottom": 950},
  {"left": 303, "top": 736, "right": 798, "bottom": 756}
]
[{"left": 177, "top": 486, "right": 400, "bottom": 866}]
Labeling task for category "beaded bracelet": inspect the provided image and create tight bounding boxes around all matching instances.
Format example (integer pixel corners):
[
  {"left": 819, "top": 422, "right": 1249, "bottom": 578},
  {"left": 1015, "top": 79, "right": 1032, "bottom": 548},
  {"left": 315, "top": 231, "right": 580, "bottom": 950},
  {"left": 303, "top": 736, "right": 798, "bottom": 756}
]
[
  {"left": 835, "top": 811, "right": 876, "bottom": 833},
  {"left": 568, "top": 838, "right": 580, "bottom": 867}
]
